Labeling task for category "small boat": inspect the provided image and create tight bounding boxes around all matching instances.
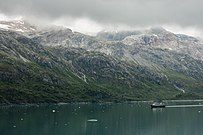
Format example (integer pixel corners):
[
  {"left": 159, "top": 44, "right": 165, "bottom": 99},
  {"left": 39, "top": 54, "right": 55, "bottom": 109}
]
[{"left": 151, "top": 102, "right": 166, "bottom": 108}]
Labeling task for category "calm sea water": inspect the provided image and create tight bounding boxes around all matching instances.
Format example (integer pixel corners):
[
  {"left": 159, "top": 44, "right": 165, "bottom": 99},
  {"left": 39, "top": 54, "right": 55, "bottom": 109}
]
[{"left": 0, "top": 101, "right": 203, "bottom": 135}]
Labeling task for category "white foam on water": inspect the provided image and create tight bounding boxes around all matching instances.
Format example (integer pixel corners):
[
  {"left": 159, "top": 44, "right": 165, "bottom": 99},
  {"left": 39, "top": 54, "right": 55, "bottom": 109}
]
[{"left": 87, "top": 119, "right": 98, "bottom": 122}]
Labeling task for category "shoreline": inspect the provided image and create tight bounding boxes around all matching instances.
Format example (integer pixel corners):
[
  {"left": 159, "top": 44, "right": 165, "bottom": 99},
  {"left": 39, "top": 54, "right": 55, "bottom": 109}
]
[{"left": 1, "top": 99, "right": 203, "bottom": 107}]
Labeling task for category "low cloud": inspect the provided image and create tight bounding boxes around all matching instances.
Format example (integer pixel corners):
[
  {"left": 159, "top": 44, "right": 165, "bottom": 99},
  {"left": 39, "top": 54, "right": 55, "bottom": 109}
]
[{"left": 0, "top": 0, "right": 203, "bottom": 36}]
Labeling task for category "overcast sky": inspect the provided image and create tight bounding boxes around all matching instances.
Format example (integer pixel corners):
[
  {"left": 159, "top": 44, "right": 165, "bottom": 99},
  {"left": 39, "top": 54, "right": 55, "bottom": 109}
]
[{"left": 0, "top": 0, "right": 203, "bottom": 36}]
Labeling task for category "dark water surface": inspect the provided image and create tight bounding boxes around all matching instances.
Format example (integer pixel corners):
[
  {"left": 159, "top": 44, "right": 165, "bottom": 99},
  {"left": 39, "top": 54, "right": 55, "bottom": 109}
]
[{"left": 0, "top": 101, "right": 203, "bottom": 135}]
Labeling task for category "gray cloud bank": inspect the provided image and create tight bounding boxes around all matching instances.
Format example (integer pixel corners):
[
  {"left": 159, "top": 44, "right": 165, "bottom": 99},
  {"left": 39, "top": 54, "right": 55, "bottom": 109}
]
[{"left": 0, "top": 0, "right": 203, "bottom": 36}]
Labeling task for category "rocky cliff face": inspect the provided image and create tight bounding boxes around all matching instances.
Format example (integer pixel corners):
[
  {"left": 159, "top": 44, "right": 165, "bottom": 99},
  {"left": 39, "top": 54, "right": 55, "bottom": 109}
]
[{"left": 0, "top": 20, "right": 203, "bottom": 104}]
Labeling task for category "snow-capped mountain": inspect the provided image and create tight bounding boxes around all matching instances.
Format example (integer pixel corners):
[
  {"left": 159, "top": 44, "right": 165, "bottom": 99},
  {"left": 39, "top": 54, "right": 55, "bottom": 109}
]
[
  {"left": 0, "top": 20, "right": 37, "bottom": 33},
  {"left": 122, "top": 27, "right": 200, "bottom": 47},
  {"left": 1, "top": 19, "right": 203, "bottom": 61},
  {"left": 121, "top": 27, "right": 203, "bottom": 60}
]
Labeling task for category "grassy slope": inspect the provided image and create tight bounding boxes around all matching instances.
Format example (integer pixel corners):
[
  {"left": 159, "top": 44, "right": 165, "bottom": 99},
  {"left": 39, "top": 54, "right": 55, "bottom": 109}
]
[{"left": 0, "top": 49, "right": 180, "bottom": 104}]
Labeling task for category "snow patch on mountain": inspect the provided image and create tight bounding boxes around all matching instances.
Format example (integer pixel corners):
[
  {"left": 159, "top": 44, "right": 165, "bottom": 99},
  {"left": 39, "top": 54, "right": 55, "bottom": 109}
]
[
  {"left": 0, "top": 20, "right": 37, "bottom": 34},
  {"left": 0, "top": 24, "right": 9, "bottom": 30}
]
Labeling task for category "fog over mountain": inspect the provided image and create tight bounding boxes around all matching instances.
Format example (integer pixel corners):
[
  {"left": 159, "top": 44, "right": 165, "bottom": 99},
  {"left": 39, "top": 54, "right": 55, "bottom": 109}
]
[{"left": 0, "top": 0, "right": 203, "bottom": 36}]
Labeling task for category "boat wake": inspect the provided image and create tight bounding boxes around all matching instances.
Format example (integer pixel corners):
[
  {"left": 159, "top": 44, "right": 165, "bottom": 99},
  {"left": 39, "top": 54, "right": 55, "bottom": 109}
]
[{"left": 166, "top": 105, "right": 203, "bottom": 108}]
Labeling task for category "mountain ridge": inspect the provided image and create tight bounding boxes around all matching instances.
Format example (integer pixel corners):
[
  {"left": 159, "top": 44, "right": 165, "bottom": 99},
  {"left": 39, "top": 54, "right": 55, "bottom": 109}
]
[{"left": 0, "top": 20, "right": 203, "bottom": 104}]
